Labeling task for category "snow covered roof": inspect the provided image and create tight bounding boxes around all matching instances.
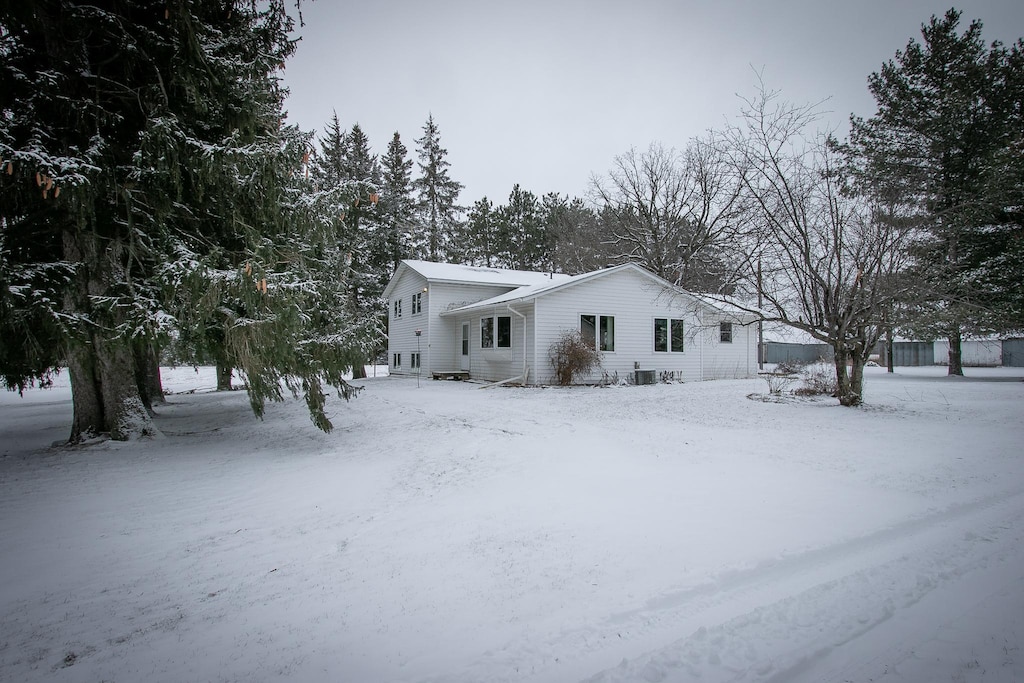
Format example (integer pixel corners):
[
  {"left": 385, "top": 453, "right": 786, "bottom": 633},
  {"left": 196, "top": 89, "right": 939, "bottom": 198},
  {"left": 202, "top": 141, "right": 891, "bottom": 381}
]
[
  {"left": 384, "top": 260, "right": 571, "bottom": 297},
  {"left": 760, "top": 323, "right": 824, "bottom": 345},
  {"left": 439, "top": 264, "right": 616, "bottom": 313},
  {"left": 440, "top": 262, "right": 759, "bottom": 320}
]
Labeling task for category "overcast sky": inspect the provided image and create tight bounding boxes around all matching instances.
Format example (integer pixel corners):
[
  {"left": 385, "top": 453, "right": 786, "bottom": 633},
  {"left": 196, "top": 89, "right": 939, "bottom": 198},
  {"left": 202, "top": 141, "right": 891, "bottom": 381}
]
[{"left": 281, "top": 0, "right": 1023, "bottom": 205}]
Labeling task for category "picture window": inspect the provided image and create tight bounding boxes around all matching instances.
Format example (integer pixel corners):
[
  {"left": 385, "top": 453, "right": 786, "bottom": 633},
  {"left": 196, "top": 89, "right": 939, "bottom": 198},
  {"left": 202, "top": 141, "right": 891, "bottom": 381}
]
[
  {"left": 581, "top": 314, "right": 615, "bottom": 352},
  {"left": 655, "top": 318, "right": 685, "bottom": 352},
  {"left": 481, "top": 315, "right": 512, "bottom": 349}
]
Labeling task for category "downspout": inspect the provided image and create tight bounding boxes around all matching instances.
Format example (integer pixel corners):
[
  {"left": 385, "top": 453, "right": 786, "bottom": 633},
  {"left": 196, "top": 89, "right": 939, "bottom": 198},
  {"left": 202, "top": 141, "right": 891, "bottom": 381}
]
[
  {"left": 700, "top": 311, "right": 705, "bottom": 381},
  {"left": 480, "top": 301, "right": 529, "bottom": 389},
  {"left": 507, "top": 303, "right": 528, "bottom": 383}
]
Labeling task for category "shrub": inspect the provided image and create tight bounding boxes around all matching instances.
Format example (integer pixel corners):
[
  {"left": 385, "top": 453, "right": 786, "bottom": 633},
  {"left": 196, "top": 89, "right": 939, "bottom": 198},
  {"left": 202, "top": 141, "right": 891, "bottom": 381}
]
[
  {"left": 549, "top": 330, "right": 602, "bottom": 385},
  {"left": 795, "top": 360, "right": 839, "bottom": 396},
  {"left": 763, "top": 372, "right": 797, "bottom": 395}
]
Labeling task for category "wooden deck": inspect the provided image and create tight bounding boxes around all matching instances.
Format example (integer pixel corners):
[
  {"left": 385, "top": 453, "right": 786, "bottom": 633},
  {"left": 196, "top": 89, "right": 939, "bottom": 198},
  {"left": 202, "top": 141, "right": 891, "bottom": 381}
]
[{"left": 432, "top": 370, "right": 471, "bottom": 381}]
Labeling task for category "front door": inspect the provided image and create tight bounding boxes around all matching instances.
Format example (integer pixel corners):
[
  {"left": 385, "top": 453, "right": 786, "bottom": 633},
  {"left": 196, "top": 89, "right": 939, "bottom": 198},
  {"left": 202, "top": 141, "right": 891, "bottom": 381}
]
[{"left": 459, "top": 322, "right": 471, "bottom": 371}]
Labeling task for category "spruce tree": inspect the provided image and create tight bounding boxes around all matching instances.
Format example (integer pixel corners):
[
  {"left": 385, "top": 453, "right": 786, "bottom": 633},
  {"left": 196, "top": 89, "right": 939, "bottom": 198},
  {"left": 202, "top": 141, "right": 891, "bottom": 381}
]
[
  {"left": 376, "top": 132, "right": 415, "bottom": 278},
  {"left": 846, "top": 10, "right": 1023, "bottom": 373},
  {"left": 542, "top": 194, "right": 606, "bottom": 275},
  {"left": 494, "top": 185, "right": 548, "bottom": 270},
  {"left": 313, "top": 112, "right": 350, "bottom": 189},
  {"left": 412, "top": 115, "right": 463, "bottom": 261},
  {"left": 1, "top": 2, "right": 372, "bottom": 439},
  {"left": 462, "top": 197, "right": 497, "bottom": 266}
]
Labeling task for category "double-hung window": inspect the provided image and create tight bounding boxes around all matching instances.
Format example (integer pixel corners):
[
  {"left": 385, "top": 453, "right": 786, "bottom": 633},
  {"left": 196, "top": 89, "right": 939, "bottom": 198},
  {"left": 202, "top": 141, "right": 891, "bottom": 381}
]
[
  {"left": 581, "top": 314, "right": 615, "bottom": 352},
  {"left": 392, "top": 353, "right": 402, "bottom": 368},
  {"left": 720, "top": 322, "right": 733, "bottom": 343},
  {"left": 481, "top": 315, "right": 511, "bottom": 349},
  {"left": 654, "top": 318, "right": 685, "bottom": 352},
  {"left": 393, "top": 298, "right": 402, "bottom": 319},
  {"left": 411, "top": 292, "right": 422, "bottom": 315},
  {"left": 410, "top": 352, "right": 420, "bottom": 369}
]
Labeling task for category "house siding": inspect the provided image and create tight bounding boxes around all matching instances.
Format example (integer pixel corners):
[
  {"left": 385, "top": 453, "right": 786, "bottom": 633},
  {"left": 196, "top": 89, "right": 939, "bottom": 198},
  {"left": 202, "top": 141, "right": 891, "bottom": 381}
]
[
  {"left": 697, "top": 314, "right": 758, "bottom": 380},
  {"left": 386, "top": 269, "right": 430, "bottom": 375},
  {"left": 427, "top": 283, "right": 516, "bottom": 373},
  {"left": 384, "top": 261, "right": 757, "bottom": 384},
  {"left": 446, "top": 302, "right": 534, "bottom": 383},
  {"left": 531, "top": 268, "right": 741, "bottom": 384},
  {"left": 387, "top": 270, "right": 519, "bottom": 376}
]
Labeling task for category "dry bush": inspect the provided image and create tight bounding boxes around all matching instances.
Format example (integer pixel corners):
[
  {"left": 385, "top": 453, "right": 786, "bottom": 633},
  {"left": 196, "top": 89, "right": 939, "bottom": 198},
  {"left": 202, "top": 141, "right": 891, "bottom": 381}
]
[
  {"left": 794, "top": 360, "right": 839, "bottom": 396},
  {"left": 549, "top": 330, "right": 602, "bottom": 385}
]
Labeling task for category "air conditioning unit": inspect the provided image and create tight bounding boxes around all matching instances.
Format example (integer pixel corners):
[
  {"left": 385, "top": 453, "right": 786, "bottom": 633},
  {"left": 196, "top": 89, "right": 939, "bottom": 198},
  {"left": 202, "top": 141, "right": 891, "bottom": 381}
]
[{"left": 634, "top": 369, "right": 656, "bottom": 385}]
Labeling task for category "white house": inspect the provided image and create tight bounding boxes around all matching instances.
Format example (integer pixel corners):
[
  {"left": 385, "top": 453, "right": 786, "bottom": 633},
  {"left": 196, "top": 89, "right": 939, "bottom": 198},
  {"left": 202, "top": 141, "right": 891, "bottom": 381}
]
[{"left": 382, "top": 260, "right": 759, "bottom": 385}]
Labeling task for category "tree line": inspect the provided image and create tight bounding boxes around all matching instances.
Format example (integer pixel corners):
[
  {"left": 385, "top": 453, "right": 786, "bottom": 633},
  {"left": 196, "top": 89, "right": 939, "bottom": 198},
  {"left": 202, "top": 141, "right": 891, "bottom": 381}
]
[{"left": 2, "top": 4, "right": 1021, "bottom": 442}]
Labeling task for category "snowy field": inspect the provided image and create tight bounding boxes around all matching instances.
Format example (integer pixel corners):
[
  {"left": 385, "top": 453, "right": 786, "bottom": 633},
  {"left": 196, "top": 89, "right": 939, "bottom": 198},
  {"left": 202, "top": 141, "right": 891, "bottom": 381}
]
[{"left": 1, "top": 365, "right": 1023, "bottom": 683}]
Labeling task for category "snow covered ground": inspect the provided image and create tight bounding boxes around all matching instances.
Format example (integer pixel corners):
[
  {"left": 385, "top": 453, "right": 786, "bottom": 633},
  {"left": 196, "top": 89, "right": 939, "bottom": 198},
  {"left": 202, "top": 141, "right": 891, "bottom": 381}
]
[{"left": 1, "top": 365, "right": 1022, "bottom": 683}]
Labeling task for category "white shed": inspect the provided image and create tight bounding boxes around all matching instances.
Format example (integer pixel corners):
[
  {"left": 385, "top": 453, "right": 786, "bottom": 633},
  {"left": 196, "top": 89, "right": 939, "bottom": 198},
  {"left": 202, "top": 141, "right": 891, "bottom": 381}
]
[{"left": 382, "top": 260, "right": 758, "bottom": 384}]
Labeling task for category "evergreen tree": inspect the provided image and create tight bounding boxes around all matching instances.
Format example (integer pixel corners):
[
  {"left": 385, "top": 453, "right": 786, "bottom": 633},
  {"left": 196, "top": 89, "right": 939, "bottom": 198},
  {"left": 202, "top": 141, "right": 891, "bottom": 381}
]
[
  {"left": 313, "top": 112, "right": 349, "bottom": 189},
  {"left": 846, "top": 10, "right": 1023, "bottom": 373},
  {"left": 0, "top": 1, "right": 372, "bottom": 439},
  {"left": 412, "top": 115, "right": 463, "bottom": 261},
  {"left": 542, "top": 194, "right": 608, "bottom": 274},
  {"left": 494, "top": 185, "right": 548, "bottom": 270},
  {"left": 309, "top": 117, "right": 382, "bottom": 381},
  {"left": 461, "top": 197, "right": 497, "bottom": 266},
  {"left": 375, "top": 132, "right": 415, "bottom": 279}
]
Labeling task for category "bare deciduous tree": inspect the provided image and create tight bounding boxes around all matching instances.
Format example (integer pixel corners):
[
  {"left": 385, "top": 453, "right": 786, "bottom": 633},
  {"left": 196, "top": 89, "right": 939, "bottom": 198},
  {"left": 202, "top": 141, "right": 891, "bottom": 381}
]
[
  {"left": 590, "top": 139, "right": 746, "bottom": 293},
  {"left": 723, "top": 88, "right": 914, "bottom": 406}
]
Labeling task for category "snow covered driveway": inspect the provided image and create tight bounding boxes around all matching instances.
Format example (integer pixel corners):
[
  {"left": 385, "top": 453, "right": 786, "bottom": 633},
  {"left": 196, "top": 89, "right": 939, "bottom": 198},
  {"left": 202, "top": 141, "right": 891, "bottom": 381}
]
[{"left": 1, "top": 367, "right": 1022, "bottom": 682}]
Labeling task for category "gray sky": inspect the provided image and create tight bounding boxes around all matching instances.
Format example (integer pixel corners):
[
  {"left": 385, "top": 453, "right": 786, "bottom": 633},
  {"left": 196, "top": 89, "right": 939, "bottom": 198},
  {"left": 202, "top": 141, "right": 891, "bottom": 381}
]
[{"left": 282, "top": 0, "right": 1023, "bottom": 205}]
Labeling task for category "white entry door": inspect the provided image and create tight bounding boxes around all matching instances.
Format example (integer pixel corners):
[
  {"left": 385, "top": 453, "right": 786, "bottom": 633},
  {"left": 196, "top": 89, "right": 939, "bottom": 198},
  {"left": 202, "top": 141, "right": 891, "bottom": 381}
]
[{"left": 459, "top": 322, "right": 471, "bottom": 371}]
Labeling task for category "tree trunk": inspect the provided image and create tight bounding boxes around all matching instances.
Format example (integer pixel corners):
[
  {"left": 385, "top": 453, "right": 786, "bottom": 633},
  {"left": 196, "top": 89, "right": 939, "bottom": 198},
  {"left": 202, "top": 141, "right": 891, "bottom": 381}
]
[
  {"left": 886, "top": 328, "right": 894, "bottom": 373},
  {"left": 65, "top": 340, "right": 104, "bottom": 443},
  {"left": 947, "top": 328, "right": 964, "bottom": 376},
  {"left": 62, "top": 228, "right": 158, "bottom": 441},
  {"left": 833, "top": 348, "right": 853, "bottom": 404},
  {"left": 351, "top": 358, "right": 367, "bottom": 380},
  {"left": 847, "top": 348, "right": 866, "bottom": 406},
  {"left": 95, "top": 334, "right": 158, "bottom": 440},
  {"left": 133, "top": 339, "right": 165, "bottom": 410},
  {"left": 834, "top": 347, "right": 865, "bottom": 407},
  {"left": 216, "top": 361, "right": 233, "bottom": 391}
]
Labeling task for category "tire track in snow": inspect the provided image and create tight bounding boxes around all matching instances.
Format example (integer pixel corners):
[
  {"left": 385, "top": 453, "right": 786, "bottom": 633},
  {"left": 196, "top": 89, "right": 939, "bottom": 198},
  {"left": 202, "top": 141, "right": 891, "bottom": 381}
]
[
  {"left": 428, "top": 485, "right": 1024, "bottom": 683},
  {"left": 578, "top": 486, "right": 1024, "bottom": 683}
]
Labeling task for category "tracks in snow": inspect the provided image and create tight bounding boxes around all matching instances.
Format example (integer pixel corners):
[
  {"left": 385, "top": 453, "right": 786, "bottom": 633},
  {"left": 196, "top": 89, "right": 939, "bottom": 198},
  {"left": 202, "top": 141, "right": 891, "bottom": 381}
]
[{"left": 438, "top": 485, "right": 1024, "bottom": 683}]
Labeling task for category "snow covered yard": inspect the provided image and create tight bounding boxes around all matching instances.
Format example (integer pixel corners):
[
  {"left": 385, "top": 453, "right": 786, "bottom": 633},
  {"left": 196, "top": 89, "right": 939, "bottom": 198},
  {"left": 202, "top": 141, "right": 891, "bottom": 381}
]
[{"left": 1, "top": 366, "right": 1023, "bottom": 683}]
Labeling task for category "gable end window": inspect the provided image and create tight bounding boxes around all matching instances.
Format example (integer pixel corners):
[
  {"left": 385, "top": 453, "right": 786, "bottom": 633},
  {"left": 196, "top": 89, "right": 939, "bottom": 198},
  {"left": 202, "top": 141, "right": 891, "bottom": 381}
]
[
  {"left": 393, "top": 298, "right": 402, "bottom": 319},
  {"left": 411, "top": 292, "right": 423, "bottom": 315},
  {"left": 581, "top": 314, "right": 615, "bottom": 352},
  {"left": 655, "top": 318, "right": 685, "bottom": 353},
  {"left": 481, "top": 315, "right": 512, "bottom": 349},
  {"left": 720, "top": 322, "right": 733, "bottom": 343}
]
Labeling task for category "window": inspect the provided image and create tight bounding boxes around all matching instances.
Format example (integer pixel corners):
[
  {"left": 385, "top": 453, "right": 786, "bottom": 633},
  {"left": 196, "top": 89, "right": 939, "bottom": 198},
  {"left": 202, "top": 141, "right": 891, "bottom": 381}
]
[
  {"left": 393, "top": 298, "right": 402, "bottom": 319},
  {"left": 392, "top": 352, "right": 402, "bottom": 368},
  {"left": 497, "top": 316, "right": 511, "bottom": 348},
  {"left": 411, "top": 292, "right": 422, "bottom": 315},
  {"left": 655, "top": 318, "right": 685, "bottom": 352},
  {"left": 410, "top": 352, "right": 420, "bottom": 369},
  {"left": 461, "top": 323, "right": 470, "bottom": 356},
  {"left": 481, "top": 317, "right": 493, "bottom": 348},
  {"left": 720, "top": 322, "right": 733, "bottom": 343},
  {"left": 481, "top": 315, "right": 512, "bottom": 349},
  {"left": 581, "top": 314, "right": 615, "bottom": 352}
]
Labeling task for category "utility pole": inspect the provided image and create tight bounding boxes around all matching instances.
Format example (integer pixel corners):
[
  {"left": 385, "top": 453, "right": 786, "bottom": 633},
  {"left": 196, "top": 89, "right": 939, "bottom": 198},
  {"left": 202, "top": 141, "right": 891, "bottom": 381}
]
[{"left": 757, "top": 257, "right": 764, "bottom": 370}]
